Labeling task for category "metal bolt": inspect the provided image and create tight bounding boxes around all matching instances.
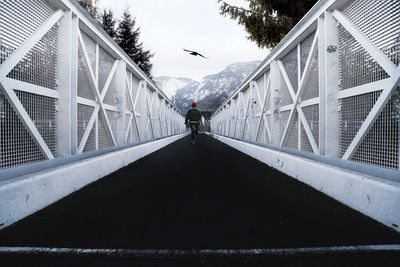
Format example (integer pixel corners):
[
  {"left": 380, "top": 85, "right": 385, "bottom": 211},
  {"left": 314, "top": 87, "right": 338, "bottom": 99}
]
[{"left": 327, "top": 45, "right": 337, "bottom": 53}]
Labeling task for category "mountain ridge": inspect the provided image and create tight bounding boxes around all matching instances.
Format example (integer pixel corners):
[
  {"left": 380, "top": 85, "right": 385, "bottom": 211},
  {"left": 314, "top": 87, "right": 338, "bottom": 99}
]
[{"left": 154, "top": 61, "right": 261, "bottom": 111}]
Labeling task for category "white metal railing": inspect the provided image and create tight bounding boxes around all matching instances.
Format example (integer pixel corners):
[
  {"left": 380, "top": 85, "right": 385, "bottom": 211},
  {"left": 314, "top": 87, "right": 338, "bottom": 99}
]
[
  {"left": 211, "top": 0, "right": 400, "bottom": 171},
  {"left": 0, "top": 0, "right": 186, "bottom": 171}
]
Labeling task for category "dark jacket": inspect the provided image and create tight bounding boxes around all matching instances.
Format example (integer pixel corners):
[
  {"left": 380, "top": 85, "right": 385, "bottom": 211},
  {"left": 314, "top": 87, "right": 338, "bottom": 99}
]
[{"left": 185, "top": 108, "right": 202, "bottom": 124}]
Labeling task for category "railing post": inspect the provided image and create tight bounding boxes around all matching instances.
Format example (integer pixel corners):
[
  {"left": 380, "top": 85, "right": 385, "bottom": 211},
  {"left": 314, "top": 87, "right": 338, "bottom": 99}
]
[
  {"left": 57, "top": 11, "right": 78, "bottom": 157},
  {"left": 318, "top": 15, "right": 326, "bottom": 156},
  {"left": 322, "top": 11, "right": 340, "bottom": 158},
  {"left": 270, "top": 60, "right": 281, "bottom": 146},
  {"left": 114, "top": 60, "right": 127, "bottom": 145}
]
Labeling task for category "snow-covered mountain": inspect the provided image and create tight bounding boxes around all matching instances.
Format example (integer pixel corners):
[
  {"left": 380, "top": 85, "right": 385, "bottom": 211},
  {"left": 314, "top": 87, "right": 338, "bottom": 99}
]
[
  {"left": 154, "top": 61, "right": 261, "bottom": 111},
  {"left": 152, "top": 76, "right": 198, "bottom": 99}
]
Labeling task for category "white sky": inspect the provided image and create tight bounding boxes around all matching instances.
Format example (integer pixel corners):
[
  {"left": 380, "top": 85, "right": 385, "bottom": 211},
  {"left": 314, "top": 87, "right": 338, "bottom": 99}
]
[{"left": 97, "top": 0, "right": 269, "bottom": 81}]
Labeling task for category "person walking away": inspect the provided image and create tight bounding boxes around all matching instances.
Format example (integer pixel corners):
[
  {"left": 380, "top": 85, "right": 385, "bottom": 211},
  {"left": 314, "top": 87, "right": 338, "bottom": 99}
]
[{"left": 185, "top": 102, "right": 202, "bottom": 144}]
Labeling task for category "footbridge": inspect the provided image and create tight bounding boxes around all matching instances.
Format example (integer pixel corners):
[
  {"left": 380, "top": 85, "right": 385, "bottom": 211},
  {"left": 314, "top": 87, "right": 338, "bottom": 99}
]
[{"left": 0, "top": 0, "right": 400, "bottom": 265}]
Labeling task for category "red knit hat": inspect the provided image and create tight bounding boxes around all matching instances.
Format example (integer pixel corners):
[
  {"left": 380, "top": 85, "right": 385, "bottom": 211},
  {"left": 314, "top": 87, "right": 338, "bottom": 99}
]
[{"left": 192, "top": 102, "right": 196, "bottom": 108}]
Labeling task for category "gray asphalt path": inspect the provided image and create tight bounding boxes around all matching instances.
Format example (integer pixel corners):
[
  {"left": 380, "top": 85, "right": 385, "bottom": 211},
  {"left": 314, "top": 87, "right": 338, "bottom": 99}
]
[{"left": 0, "top": 134, "right": 399, "bottom": 265}]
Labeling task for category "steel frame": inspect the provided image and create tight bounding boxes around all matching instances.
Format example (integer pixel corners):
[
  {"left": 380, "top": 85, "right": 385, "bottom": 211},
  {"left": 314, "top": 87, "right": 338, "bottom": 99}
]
[
  {"left": 0, "top": 0, "right": 185, "bottom": 171},
  {"left": 211, "top": 0, "right": 400, "bottom": 171}
]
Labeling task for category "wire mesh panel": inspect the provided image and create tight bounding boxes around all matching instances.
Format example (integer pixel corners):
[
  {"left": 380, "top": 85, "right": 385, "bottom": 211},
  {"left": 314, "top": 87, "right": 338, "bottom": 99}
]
[
  {"left": 342, "top": 0, "right": 400, "bottom": 67},
  {"left": 165, "top": 106, "right": 171, "bottom": 136},
  {"left": 264, "top": 71, "right": 272, "bottom": 113},
  {"left": 300, "top": 124, "right": 313, "bottom": 153},
  {"left": 98, "top": 112, "right": 113, "bottom": 149},
  {"left": 301, "top": 41, "right": 319, "bottom": 101},
  {"left": 282, "top": 111, "right": 299, "bottom": 150},
  {"left": 228, "top": 100, "right": 235, "bottom": 137},
  {"left": 149, "top": 94, "right": 157, "bottom": 137},
  {"left": 265, "top": 70, "right": 271, "bottom": 103},
  {"left": 351, "top": 87, "right": 400, "bottom": 169},
  {"left": 83, "top": 120, "right": 96, "bottom": 152},
  {"left": 15, "top": 90, "right": 57, "bottom": 156},
  {"left": 153, "top": 96, "right": 162, "bottom": 138},
  {"left": 106, "top": 110, "right": 117, "bottom": 139},
  {"left": 248, "top": 85, "right": 259, "bottom": 141},
  {"left": 161, "top": 114, "right": 168, "bottom": 135},
  {"left": 0, "top": 0, "right": 59, "bottom": 170},
  {"left": 0, "top": 0, "right": 55, "bottom": 64},
  {"left": 78, "top": 41, "right": 96, "bottom": 100},
  {"left": 266, "top": 114, "right": 273, "bottom": 143},
  {"left": 168, "top": 109, "right": 175, "bottom": 136},
  {"left": 280, "top": 111, "right": 289, "bottom": 143},
  {"left": 131, "top": 77, "right": 140, "bottom": 104},
  {"left": 98, "top": 47, "right": 114, "bottom": 94},
  {"left": 125, "top": 71, "right": 135, "bottom": 143},
  {"left": 244, "top": 108, "right": 251, "bottom": 141},
  {"left": 102, "top": 55, "right": 117, "bottom": 105},
  {"left": 280, "top": 70, "right": 293, "bottom": 106},
  {"left": 338, "top": 25, "right": 389, "bottom": 90},
  {"left": 237, "top": 92, "right": 248, "bottom": 138},
  {"left": 7, "top": 24, "right": 58, "bottom": 89},
  {"left": 125, "top": 89, "right": 131, "bottom": 111},
  {"left": 0, "top": 91, "right": 45, "bottom": 169},
  {"left": 281, "top": 47, "right": 298, "bottom": 94},
  {"left": 227, "top": 101, "right": 236, "bottom": 137},
  {"left": 256, "top": 70, "right": 272, "bottom": 144},
  {"left": 301, "top": 104, "right": 319, "bottom": 152},
  {"left": 125, "top": 113, "right": 132, "bottom": 143},
  {"left": 136, "top": 85, "right": 146, "bottom": 118},
  {"left": 256, "top": 77, "right": 265, "bottom": 105},
  {"left": 339, "top": 91, "right": 382, "bottom": 157},
  {"left": 125, "top": 87, "right": 132, "bottom": 110},
  {"left": 0, "top": 39, "right": 12, "bottom": 67},
  {"left": 81, "top": 32, "right": 97, "bottom": 80},
  {"left": 132, "top": 79, "right": 144, "bottom": 139},
  {"left": 223, "top": 104, "right": 229, "bottom": 136},
  {"left": 161, "top": 102, "right": 169, "bottom": 136},
  {"left": 150, "top": 91, "right": 157, "bottom": 138},
  {"left": 77, "top": 104, "right": 94, "bottom": 150},
  {"left": 130, "top": 113, "right": 139, "bottom": 142},
  {"left": 138, "top": 111, "right": 148, "bottom": 140},
  {"left": 224, "top": 106, "right": 230, "bottom": 136},
  {"left": 144, "top": 88, "right": 153, "bottom": 140},
  {"left": 300, "top": 32, "right": 316, "bottom": 77},
  {"left": 77, "top": 33, "right": 97, "bottom": 152},
  {"left": 125, "top": 97, "right": 134, "bottom": 143},
  {"left": 258, "top": 117, "right": 271, "bottom": 145}
]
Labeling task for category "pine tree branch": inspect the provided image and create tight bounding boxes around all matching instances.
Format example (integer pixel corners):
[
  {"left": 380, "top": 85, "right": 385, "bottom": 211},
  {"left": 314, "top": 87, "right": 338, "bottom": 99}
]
[{"left": 216, "top": 0, "right": 309, "bottom": 48}]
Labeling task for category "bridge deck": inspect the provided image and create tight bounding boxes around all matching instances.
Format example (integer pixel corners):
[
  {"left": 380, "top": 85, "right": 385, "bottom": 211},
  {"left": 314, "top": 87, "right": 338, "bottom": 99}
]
[{"left": 0, "top": 134, "right": 399, "bottom": 265}]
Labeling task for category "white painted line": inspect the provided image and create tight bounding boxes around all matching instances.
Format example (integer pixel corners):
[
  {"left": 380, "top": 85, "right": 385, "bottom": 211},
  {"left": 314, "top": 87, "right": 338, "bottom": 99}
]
[{"left": 0, "top": 245, "right": 399, "bottom": 257}]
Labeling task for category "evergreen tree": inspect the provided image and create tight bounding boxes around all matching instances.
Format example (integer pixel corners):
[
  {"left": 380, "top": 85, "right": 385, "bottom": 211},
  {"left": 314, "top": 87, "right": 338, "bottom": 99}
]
[
  {"left": 116, "top": 10, "right": 153, "bottom": 78},
  {"left": 99, "top": 9, "right": 117, "bottom": 39},
  {"left": 77, "top": 0, "right": 100, "bottom": 21},
  {"left": 217, "top": 0, "right": 317, "bottom": 49}
]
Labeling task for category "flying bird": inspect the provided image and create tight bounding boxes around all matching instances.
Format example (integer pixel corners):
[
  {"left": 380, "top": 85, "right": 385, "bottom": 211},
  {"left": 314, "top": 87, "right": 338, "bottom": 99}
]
[{"left": 183, "top": 49, "right": 208, "bottom": 59}]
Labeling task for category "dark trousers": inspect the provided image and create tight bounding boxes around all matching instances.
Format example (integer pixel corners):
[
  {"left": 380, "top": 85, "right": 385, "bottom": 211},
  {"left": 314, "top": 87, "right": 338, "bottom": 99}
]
[{"left": 190, "top": 123, "right": 199, "bottom": 140}]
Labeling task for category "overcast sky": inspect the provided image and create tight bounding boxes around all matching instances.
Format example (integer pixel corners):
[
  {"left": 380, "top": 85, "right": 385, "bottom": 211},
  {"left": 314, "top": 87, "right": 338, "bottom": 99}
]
[{"left": 97, "top": 0, "right": 269, "bottom": 81}]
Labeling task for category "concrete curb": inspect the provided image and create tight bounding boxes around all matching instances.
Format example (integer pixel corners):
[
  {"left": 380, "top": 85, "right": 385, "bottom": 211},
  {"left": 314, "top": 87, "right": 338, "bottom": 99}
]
[
  {"left": 207, "top": 133, "right": 400, "bottom": 233},
  {"left": 0, "top": 133, "right": 190, "bottom": 230}
]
